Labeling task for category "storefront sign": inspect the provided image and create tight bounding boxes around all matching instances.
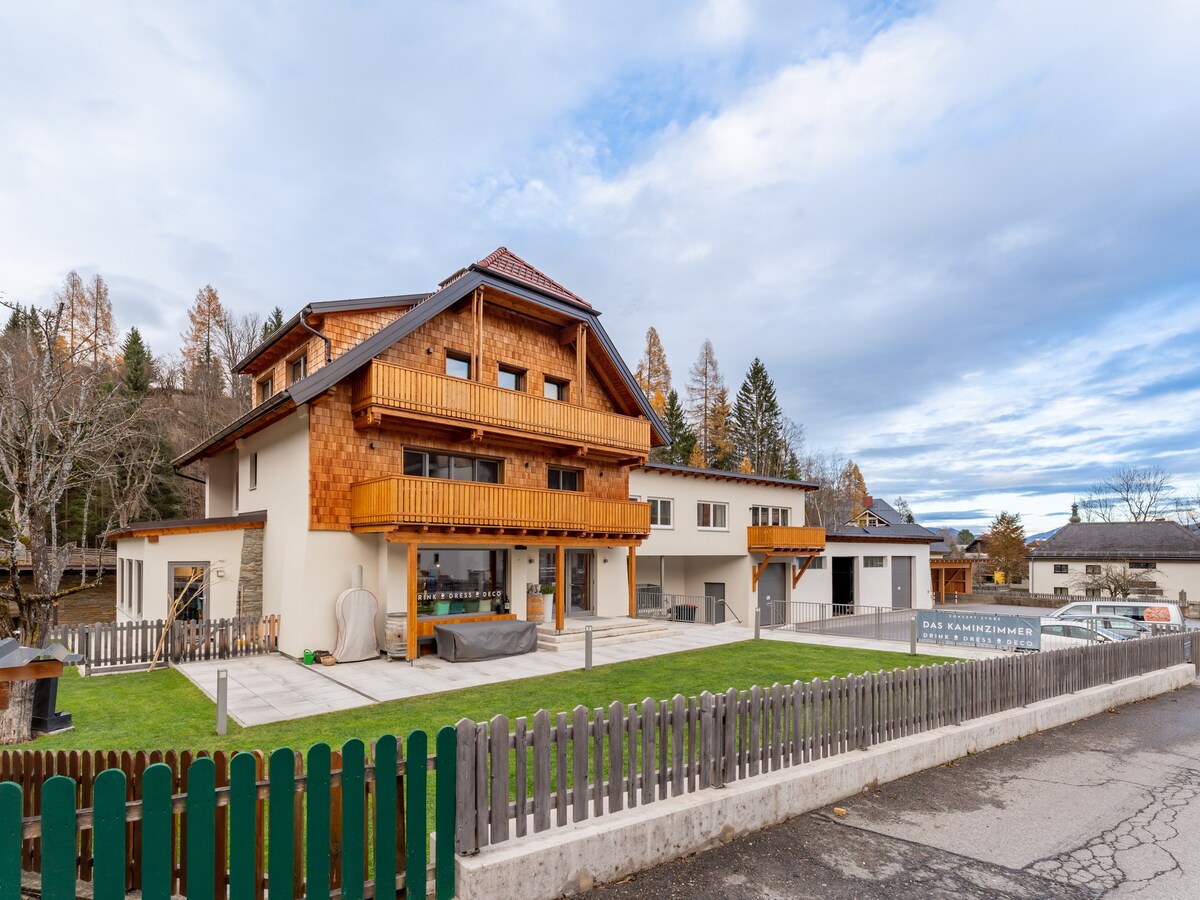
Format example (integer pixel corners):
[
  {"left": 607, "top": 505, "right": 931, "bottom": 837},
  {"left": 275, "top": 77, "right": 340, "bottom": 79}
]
[{"left": 917, "top": 610, "right": 1041, "bottom": 650}]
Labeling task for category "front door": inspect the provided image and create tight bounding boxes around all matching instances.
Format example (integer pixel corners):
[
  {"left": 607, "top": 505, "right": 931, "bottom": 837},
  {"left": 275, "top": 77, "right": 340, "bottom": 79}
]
[
  {"left": 832, "top": 557, "right": 855, "bottom": 615},
  {"left": 892, "top": 556, "right": 913, "bottom": 609},
  {"left": 705, "top": 582, "right": 726, "bottom": 624},
  {"left": 756, "top": 563, "right": 786, "bottom": 626},
  {"left": 567, "top": 550, "right": 594, "bottom": 616}
]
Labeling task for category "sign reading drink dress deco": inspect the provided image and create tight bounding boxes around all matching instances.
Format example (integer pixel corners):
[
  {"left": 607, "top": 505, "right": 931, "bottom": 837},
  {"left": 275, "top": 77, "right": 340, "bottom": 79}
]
[{"left": 917, "top": 610, "right": 1041, "bottom": 650}]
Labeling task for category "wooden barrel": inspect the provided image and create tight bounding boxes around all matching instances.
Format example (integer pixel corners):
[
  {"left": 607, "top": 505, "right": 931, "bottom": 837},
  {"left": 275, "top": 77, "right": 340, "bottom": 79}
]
[{"left": 526, "top": 595, "right": 545, "bottom": 624}]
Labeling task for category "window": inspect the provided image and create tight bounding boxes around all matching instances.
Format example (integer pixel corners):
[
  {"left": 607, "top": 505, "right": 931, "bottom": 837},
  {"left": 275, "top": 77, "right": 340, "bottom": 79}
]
[
  {"left": 543, "top": 377, "right": 568, "bottom": 401},
  {"left": 170, "top": 563, "right": 208, "bottom": 622},
  {"left": 696, "top": 501, "right": 728, "bottom": 530},
  {"left": 403, "top": 449, "right": 500, "bottom": 484},
  {"left": 863, "top": 556, "right": 886, "bottom": 568},
  {"left": 134, "top": 560, "right": 143, "bottom": 617},
  {"left": 1085, "top": 564, "right": 1101, "bottom": 575},
  {"left": 751, "top": 506, "right": 790, "bottom": 527},
  {"left": 547, "top": 466, "right": 581, "bottom": 492},
  {"left": 808, "top": 556, "right": 825, "bottom": 570},
  {"left": 1129, "top": 561, "right": 1157, "bottom": 569},
  {"left": 289, "top": 354, "right": 308, "bottom": 384},
  {"left": 648, "top": 498, "right": 673, "bottom": 528},
  {"left": 249, "top": 452, "right": 258, "bottom": 490},
  {"left": 257, "top": 377, "right": 274, "bottom": 404},
  {"left": 416, "top": 549, "right": 507, "bottom": 616},
  {"left": 1053, "top": 564, "right": 1069, "bottom": 574},
  {"left": 445, "top": 351, "right": 471, "bottom": 380},
  {"left": 1085, "top": 588, "right": 1101, "bottom": 598},
  {"left": 498, "top": 364, "right": 526, "bottom": 391},
  {"left": 1054, "top": 586, "right": 1069, "bottom": 596}
]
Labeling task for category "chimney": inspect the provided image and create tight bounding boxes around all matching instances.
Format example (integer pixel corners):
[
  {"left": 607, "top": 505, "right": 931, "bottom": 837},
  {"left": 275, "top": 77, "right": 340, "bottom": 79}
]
[{"left": 863, "top": 496, "right": 874, "bottom": 508}]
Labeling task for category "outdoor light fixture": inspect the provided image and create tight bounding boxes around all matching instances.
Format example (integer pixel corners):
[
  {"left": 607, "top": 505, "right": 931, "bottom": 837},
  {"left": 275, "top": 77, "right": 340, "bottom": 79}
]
[{"left": 426, "top": 347, "right": 434, "bottom": 354}]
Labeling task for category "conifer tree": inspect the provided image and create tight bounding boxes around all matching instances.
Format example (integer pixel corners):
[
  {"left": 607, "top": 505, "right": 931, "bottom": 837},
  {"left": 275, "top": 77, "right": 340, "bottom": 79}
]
[
  {"left": 182, "top": 284, "right": 227, "bottom": 395},
  {"left": 687, "top": 444, "right": 705, "bottom": 468},
  {"left": 655, "top": 389, "right": 696, "bottom": 465},
  {"left": 120, "top": 328, "right": 154, "bottom": 395},
  {"left": 893, "top": 496, "right": 915, "bottom": 524},
  {"left": 706, "top": 386, "right": 735, "bottom": 469},
  {"left": 262, "top": 306, "right": 285, "bottom": 340},
  {"left": 686, "top": 339, "right": 727, "bottom": 466},
  {"left": 732, "top": 357, "right": 787, "bottom": 477},
  {"left": 634, "top": 327, "right": 672, "bottom": 416},
  {"left": 83, "top": 274, "right": 116, "bottom": 367},
  {"left": 839, "top": 459, "right": 868, "bottom": 518}
]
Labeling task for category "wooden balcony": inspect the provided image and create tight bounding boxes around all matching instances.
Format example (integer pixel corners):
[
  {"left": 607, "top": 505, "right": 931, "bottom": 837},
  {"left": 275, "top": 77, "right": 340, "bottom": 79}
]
[
  {"left": 352, "top": 360, "right": 651, "bottom": 459},
  {"left": 747, "top": 526, "right": 826, "bottom": 554},
  {"left": 351, "top": 475, "right": 651, "bottom": 540}
]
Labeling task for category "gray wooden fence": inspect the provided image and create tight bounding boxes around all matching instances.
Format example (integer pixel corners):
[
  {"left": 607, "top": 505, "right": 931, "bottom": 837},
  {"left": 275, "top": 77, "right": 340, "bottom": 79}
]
[
  {"left": 45, "top": 615, "right": 281, "bottom": 673},
  {"left": 454, "top": 632, "right": 1196, "bottom": 853}
]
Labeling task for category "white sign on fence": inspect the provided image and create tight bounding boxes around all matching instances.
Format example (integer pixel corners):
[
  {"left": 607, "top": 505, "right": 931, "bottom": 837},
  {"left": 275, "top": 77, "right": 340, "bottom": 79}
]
[{"left": 917, "top": 610, "right": 1041, "bottom": 650}]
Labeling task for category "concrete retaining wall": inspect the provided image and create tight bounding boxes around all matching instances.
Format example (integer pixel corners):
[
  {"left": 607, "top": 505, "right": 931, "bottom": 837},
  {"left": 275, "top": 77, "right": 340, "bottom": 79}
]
[{"left": 456, "top": 663, "right": 1196, "bottom": 899}]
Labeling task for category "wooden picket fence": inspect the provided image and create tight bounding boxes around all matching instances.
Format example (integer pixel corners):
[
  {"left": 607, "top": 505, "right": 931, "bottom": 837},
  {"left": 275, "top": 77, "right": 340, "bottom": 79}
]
[
  {"left": 455, "top": 632, "right": 1197, "bottom": 852},
  {"left": 0, "top": 731, "right": 456, "bottom": 899},
  {"left": 45, "top": 614, "right": 281, "bottom": 673}
]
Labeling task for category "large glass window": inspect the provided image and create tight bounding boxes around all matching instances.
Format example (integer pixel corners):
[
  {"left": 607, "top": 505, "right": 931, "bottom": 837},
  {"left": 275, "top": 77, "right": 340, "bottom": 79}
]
[
  {"left": 446, "top": 352, "right": 471, "bottom": 380},
  {"left": 404, "top": 449, "right": 501, "bottom": 484},
  {"left": 498, "top": 364, "right": 525, "bottom": 391},
  {"left": 416, "top": 549, "right": 508, "bottom": 616},
  {"left": 170, "top": 563, "right": 208, "bottom": 622}
]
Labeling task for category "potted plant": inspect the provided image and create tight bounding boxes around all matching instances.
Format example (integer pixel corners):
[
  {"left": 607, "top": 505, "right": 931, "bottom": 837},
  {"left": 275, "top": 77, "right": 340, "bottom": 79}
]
[{"left": 540, "top": 582, "right": 555, "bottom": 605}]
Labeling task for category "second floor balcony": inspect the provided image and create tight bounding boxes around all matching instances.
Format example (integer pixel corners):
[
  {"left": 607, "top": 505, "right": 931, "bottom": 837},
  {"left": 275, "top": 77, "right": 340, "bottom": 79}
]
[
  {"left": 747, "top": 526, "right": 827, "bottom": 554},
  {"left": 352, "top": 361, "right": 651, "bottom": 460},
  {"left": 351, "top": 475, "right": 651, "bottom": 539}
]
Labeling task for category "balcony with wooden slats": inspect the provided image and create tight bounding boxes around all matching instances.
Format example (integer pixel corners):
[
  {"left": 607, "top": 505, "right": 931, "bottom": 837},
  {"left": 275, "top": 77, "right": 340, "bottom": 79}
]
[
  {"left": 352, "top": 360, "right": 651, "bottom": 459},
  {"left": 747, "top": 526, "right": 826, "bottom": 554},
  {"left": 351, "top": 475, "right": 651, "bottom": 540}
]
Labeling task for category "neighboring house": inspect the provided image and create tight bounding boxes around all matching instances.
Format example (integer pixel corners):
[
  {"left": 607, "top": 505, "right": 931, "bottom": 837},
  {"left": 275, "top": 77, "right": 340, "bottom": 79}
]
[
  {"left": 1027, "top": 519, "right": 1200, "bottom": 602},
  {"left": 792, "top": 497, "right": 938, "bottom": 612},
  {"left": 110, "top": 248, "right": 668, "bottom": 659},
  {"left": 929, "top": 538, "right": 974, "bottom": 599},
  {"left": 629, "top": 463, "right": 824, "bottom": 624}
]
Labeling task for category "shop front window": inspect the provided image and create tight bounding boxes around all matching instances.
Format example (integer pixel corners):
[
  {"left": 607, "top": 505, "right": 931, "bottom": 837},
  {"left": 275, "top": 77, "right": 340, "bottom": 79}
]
[{"left": 416, "top": 549, "right": 508, "bottom": 616}]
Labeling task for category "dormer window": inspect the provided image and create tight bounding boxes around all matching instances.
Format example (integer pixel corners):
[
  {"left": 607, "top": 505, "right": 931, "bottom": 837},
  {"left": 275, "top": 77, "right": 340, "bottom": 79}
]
[
  {"left": 289, "top": 353, "right": 308, "bottom": 384},
  {"left": 257, "top": 377, "right": 274, "bottom": 405}
]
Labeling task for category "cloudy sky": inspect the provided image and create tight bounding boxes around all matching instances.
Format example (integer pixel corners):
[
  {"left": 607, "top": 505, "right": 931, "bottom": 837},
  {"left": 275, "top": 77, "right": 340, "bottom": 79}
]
[{"left": 3, "top": 1, "right": 1198, "bottom": 534}]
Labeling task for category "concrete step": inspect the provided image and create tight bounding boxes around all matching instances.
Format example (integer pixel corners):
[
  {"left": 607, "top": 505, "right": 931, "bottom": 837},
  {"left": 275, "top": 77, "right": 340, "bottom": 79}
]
[
  {"left": 537, "top": 629, "right": 679, "bottom": 652},
  {"left": 536, "top": 618, "right": 677, "bottom": 652}
]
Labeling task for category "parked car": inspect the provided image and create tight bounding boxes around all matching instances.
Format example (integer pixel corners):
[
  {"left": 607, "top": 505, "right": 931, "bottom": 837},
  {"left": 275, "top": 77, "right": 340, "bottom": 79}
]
[
  {"left": 1058, "top": 613, "right": 1153, "bottom": 640},
  {"left": 1039, "top": 618, "right": 1121, "bottom": 650},
  {"left": 1048, "top": 600, "right": 1184, "bottom": 628}
]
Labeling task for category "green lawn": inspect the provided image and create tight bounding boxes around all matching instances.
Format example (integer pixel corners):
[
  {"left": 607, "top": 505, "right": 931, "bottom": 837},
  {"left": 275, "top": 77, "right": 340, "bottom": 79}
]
[{"left": 21, "top": 641, "right": 956, "bottom": 754}]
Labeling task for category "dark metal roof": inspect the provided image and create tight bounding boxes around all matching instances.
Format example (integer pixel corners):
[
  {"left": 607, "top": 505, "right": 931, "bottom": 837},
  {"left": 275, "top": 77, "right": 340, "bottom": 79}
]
[
  {"left": 0, "top": 638, "right": 82, "bottom": 668},
  {"left": 637, "top": 462, "right": 819, "bottom": 491},
  {"left": 1027, "top": 521, "right": 1200, "bottom": 560},
  {"left": 826, "top": 524, "right": 940, "bottom": 543},
  {"left": 109, "top": 510, "right": 268, "bottom": 539},
  {"left": 235, "top": 294, "right": 430, "bottom": 373}
]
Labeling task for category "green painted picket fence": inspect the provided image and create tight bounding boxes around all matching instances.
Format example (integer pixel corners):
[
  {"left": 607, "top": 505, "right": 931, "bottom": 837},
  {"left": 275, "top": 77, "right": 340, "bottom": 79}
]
[{"left": 0, "top": 729, "right": 456, "bottom": 900}]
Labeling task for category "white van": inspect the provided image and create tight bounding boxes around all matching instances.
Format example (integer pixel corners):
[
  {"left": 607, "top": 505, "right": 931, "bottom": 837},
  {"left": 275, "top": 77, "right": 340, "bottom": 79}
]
[{"left": 1049, "top": 600, "right": 1184, "bottom": 628}]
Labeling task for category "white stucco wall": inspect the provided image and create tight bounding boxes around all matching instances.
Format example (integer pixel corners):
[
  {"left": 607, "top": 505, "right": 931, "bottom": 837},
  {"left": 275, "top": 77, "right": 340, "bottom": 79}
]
[
  {"left": 790, "top": 541, "right": 934, "bottom": 610},
  {"left": 113, "top": 530, "right": 245, "bottom": 623},
  {"left": 1028, "top": 558, "right": 1199, "bottom": 602}
]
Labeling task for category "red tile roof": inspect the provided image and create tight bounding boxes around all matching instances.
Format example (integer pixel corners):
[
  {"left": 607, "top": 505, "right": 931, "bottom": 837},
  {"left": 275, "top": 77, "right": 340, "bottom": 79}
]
[{"left": 474, "top": 247, "right": 590, "bottom": 307}]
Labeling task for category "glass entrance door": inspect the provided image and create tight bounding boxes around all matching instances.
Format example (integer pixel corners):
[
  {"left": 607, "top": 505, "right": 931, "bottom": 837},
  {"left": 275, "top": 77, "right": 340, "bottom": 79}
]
[{"left": 567, "top": 550, "right": 594, "bottom": 616}]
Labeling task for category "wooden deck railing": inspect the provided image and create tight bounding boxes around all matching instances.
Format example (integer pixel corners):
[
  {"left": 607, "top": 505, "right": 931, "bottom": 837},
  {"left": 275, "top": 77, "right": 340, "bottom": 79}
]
[
  {"left": 747, "top": 526, "right": 826, "bottom": 553},
  {"left": 351, "top": 476, "right": 651, "bottom": 535},
  {"left": 353, "top": 360, "right": 652, "bottom": 457}
]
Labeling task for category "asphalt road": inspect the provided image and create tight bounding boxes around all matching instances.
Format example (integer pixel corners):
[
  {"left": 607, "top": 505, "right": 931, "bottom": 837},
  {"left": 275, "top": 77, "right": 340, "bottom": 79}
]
[{"left": 588, "top": 681, "right": 1200, "bottom": 899}]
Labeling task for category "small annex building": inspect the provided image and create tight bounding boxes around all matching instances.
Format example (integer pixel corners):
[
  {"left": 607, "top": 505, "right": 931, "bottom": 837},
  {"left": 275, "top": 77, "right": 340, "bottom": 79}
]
[
  {"left": 792, "top": 497, "right": 938, "bottom": 612},
  {"left": 1027, "top": 517, "right": 1200, "bottom": 602}
]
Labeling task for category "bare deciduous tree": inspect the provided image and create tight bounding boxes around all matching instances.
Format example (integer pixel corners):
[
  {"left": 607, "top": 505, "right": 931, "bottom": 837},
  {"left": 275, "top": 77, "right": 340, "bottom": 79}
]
[
  {"left": 216, "top": 310, "right": 263, "bottom": 412},
  {"left": 1081, "top": 465, "right": 1175, "bottom": 522},
  {"left": 1069, "top": 563, "right": 1163, "bottom": 599}
]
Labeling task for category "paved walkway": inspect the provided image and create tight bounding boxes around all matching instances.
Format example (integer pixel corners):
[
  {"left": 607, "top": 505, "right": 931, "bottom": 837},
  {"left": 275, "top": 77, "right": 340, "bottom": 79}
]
[{"left": 177, "top": 620, "right": 998, "bottom": 727}]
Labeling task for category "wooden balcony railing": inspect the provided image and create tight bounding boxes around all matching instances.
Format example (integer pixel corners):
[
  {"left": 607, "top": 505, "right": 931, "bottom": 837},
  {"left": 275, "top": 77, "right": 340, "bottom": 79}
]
[
  {"left": 351, "top": 475, "right": 651, "bottom": 536},
  {"left": 352, "top": 361, "right": 651, "bottom": 458},
  {"left": 747, "top": 526, "right": 826, "bottom": 553}
]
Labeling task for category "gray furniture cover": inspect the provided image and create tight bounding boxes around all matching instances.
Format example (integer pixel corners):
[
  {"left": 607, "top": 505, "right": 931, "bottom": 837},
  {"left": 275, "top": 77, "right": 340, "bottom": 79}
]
[{"left": 434, "top": 620, "right": 538, "bottom": 662}]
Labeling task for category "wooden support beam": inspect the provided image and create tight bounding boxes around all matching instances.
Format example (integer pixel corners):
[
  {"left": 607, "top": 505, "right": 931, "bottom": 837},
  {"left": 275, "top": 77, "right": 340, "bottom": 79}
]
[
  {"left": 628, "top": 546, "right": 637, "bottom": 618},
  {"left": 556, "top": 324, "right": 578, "bottom": 346},
  {"left": 751, "top": 553, "right": 774, "bottom": 591},
  {"left": 407, "top": 542, "right": 418, "bottom": 662},
  {"left": 555, "top": 544, "right": 566, "bottom": 632},
  {"left": 577, "top": 323, "right": 586, "bottom": 405},
  {"left": 792, "top": 554, "right": 816, "bottom": 588}
]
